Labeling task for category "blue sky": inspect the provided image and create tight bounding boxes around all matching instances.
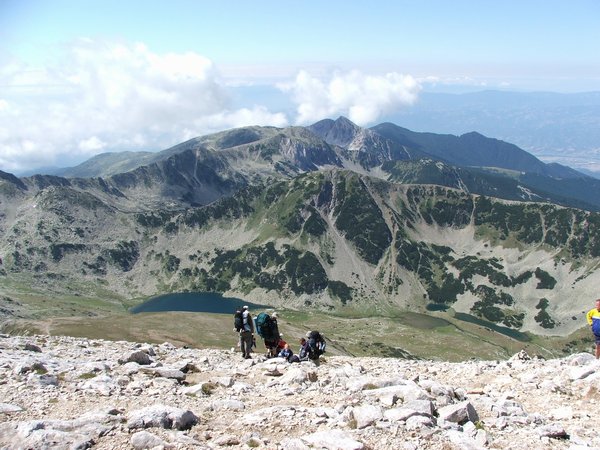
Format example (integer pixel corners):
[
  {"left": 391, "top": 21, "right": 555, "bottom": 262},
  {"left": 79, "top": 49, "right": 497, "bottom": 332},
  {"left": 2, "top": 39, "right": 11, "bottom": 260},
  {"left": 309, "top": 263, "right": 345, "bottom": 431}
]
[
  {"left": 4, "top": 1, "right": 599, "bottom": 83},
  {"left": 1, "top": 0, "right": 599, "bottom": 172}
]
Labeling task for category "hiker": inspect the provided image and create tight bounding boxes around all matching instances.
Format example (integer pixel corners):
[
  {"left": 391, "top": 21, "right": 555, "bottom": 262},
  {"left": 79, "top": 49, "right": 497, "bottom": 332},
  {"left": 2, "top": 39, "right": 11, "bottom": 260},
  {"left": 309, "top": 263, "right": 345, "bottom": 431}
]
[
  {"left": 306, "top": 330, "right": 326, "bottom": 360},
  {"left": 288, "top": 338, "right": 308, "bottom": 363},
  {"left": 586, "top": 298, "right": 600, "bottom": 358},
  {"left": 255, "top": 311, "right": 281, "bottom": 357},
  {"left": 277, "top": 342, "right": 293, "bottom": 360},
  {"left": 275, "top": 334, "right": 287, "bottom": 354},
  {"left": 234, "top": 305, "right": 254, "bottom": 359}
]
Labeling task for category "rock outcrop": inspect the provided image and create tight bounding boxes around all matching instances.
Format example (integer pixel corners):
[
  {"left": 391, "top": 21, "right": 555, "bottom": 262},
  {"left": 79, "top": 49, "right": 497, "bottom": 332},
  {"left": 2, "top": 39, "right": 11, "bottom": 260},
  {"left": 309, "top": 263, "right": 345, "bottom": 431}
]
[{"left": 1, "top": 333, "right": 599, "bottom": 449}]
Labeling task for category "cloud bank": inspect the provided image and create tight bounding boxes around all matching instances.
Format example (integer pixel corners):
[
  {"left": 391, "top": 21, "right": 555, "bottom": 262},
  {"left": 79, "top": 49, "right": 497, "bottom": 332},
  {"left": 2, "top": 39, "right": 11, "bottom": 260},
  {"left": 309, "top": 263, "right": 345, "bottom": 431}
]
[
  {"left": 0, "top": 40, "right": 421, "bottom": 173},
  {"left": 280, "top": 70, "right": 420, "bottom": 125},
  {"left": 0, "top": 40, "right": 287, "bottom": 173}
]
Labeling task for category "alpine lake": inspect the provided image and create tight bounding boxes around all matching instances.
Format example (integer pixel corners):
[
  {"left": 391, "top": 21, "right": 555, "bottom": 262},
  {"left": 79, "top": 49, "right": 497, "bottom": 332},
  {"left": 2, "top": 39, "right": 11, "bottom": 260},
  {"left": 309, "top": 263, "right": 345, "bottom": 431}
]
[
  {"left": 130, "top": 292, "right": 269, "bottom": 314},
  {"left": 130, "top": 293, "right": 528, "bottom": 342}
]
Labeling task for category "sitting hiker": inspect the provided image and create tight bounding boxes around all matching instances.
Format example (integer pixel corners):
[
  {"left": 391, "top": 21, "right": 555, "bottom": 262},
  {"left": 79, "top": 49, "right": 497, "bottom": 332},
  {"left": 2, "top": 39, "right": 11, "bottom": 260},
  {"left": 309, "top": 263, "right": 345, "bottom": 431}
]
[
  {"left": 276, "top": 334, "right": 287, "bottom": 353},
  {"left": 277, "top": 343, "right": 293, "bottom": 360},
  {"left": 288, "top": 338, "right": 307, "bottom": 363},
  {"left": 297, "top": 337, "right": 310, "bottom": 361}
]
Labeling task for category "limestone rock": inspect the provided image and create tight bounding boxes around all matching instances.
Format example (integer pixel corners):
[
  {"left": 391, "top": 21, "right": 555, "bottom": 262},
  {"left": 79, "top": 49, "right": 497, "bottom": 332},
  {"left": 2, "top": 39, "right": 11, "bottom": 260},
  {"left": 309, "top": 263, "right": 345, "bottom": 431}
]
[
  {"left": 2, "top": 334, "right": 600, "bottom": 450},
  {"left": 509, "top": 349, "right": 531, "bottom": 361},
  {"left": 302, "top": 430, "right": 364, "bottom": 450},
  {"left": 538, "top": 423, "right": 569, "bottom": 438},
  {"left": 0, "top": 403, "right": 23, "bottom": 413},
  {"left": 405, "top": 414, "right": 436, "bottom": 430},
  {"left": 127, "top": 404, "right": 198, "bottom": 430},
  {"left": 130, "top": 430, "right": 169, "bottom": 449},
  {"left": 351, "top": 404, "right": 383, "bottom": 429},
  {"left": 568, "top": 365, "right": 595, "bottom": 380},
  {"left": 214, "top": 434, "right": 240, "bottom": 446},
  {"left": 119, "top": 350, "right": 152, "bottom": 365},
  {"left": 23, "top": 342, "right": 42, "bottom": 353},
  {"left": 140, "top": 367, "right": 186, "bottom": 382},
  {"left": 437, "top": 400, "right": 479, "bottom": 424},
  {"left": 566, "top": 352, "right": 596, "bottom": 366},
  {"left": 210, "top": 399, "right": 245, "bottom": 411}
]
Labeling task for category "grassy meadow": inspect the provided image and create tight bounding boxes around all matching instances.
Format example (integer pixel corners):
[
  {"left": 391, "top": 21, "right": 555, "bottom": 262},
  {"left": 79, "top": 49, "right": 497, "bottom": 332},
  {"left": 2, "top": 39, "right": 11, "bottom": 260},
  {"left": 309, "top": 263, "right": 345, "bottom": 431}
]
[{"left": 1, "top": 289, "right": 592, "bottom": 362}]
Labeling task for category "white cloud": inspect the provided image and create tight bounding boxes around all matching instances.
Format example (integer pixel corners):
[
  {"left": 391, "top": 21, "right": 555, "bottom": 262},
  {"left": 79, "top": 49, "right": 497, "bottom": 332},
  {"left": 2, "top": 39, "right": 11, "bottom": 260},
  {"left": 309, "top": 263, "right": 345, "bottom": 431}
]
[
  {"left": 280, "top": 70, "right": 420, "bottom": 125},
  {"left": 78, "top": 136, "right": 106, "bottom": 152},
  {"left": 0, "top": 40, "right": 288, "bottom": 173}
]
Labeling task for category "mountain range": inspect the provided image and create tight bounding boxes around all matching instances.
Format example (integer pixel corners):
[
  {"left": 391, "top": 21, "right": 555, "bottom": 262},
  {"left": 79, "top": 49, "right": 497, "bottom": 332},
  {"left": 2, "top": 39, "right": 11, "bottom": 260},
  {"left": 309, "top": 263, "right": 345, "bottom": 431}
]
[
  {"left": 382, "top": 90, "right": 600, "bottom": 178},
  {"left": 1, "top": 117, "right": 600, "bottom": 340}
]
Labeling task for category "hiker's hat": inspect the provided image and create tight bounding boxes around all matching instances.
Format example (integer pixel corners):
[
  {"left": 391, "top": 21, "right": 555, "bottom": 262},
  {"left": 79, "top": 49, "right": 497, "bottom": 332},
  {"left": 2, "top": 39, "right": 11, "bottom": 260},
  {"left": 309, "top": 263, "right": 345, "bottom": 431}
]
[
  {"left": 242, "top": 305, "right": 249, "bottom": 310},
  {"left": 272, "top": 312, "right": 278, "bottom": 318}
]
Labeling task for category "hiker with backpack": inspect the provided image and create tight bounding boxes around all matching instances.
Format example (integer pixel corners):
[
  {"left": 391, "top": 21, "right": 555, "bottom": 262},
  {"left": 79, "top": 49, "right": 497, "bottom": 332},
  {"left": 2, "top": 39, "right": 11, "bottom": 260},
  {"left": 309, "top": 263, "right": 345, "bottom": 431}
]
[
  {"left": 305, "top": 330, "right": 326, "bottom": 360},
  {"left": 234, "top": 305, "right": 254, "bottom": 359},
  {"left": 255, "top": 311, "right": 281, "bottom": 357}
]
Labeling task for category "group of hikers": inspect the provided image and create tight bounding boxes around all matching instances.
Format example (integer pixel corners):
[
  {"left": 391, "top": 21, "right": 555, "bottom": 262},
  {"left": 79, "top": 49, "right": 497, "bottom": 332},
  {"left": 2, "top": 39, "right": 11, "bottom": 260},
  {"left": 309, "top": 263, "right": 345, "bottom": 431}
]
[
  {"left": 233, "top": 299, "right": 600, "bottom": 361},
  {"left": 234, "top": 305, "right": 326, "bottom": 362}
]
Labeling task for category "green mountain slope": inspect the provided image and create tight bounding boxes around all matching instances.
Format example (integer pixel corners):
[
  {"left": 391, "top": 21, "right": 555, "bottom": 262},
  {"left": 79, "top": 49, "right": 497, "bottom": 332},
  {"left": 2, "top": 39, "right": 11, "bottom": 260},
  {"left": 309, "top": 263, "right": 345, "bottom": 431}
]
[{"left": 2, "top": 169, "right": 600, "bottom": 339}]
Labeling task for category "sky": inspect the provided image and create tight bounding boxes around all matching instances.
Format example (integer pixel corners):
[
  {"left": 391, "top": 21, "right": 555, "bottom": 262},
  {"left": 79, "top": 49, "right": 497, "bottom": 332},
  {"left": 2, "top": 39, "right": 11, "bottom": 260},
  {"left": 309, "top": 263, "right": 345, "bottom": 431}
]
[{"left": 1, "top": 0, "right": 599, "bottom": 173}]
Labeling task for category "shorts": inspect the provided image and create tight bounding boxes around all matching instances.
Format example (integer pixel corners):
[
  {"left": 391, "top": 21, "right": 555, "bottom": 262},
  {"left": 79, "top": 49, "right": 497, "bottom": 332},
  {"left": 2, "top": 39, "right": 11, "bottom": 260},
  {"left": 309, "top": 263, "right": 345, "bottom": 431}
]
[{"left": 594, "top": 334, "right": 600, "bottom": 345}]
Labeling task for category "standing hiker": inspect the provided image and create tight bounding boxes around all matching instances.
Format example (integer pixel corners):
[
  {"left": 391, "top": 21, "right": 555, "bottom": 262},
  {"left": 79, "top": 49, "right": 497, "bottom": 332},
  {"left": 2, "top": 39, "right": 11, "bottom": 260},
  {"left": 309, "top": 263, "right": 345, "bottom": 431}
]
[
  {"left": 255, "top": 311, "right": 280, "bottom": 357},
  {"left": 586, "top": 298, "right": 600, "bottom": 359},
  {"left": 234, "top": 305, "right": 254, "bottom": 359}
]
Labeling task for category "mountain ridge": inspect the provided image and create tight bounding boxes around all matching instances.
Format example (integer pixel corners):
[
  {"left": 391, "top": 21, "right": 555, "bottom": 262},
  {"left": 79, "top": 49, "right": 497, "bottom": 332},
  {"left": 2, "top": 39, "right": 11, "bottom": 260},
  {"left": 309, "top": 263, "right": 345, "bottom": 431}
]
[
  {"left": 2, "top": 118, "right": 600, "bottom": 344},
  {"left": 35, "top": 117, "right": 600, "bottom": 212},
  {"left": 2, "top": 167, "right": 600, "bottom": 338}
]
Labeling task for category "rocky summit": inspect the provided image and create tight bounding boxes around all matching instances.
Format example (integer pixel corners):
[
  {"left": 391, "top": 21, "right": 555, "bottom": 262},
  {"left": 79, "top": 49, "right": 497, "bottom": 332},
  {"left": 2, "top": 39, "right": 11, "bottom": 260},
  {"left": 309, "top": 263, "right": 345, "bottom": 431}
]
[{"left": 1, "top": 334, "right": 599, "bottom": 449}]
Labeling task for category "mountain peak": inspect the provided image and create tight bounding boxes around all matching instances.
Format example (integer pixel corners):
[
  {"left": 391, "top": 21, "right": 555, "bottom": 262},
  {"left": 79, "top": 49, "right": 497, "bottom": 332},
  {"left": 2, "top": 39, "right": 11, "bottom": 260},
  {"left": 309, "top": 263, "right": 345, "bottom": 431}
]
[
  {"left": 333, "top": 115, "right": 359, "bottom": 128},
  {"left": 0, "top": 169, "right": 27, "bottom": 190},
  {"left": 308, "top": 116, "right": 362, "bottom": 147}
]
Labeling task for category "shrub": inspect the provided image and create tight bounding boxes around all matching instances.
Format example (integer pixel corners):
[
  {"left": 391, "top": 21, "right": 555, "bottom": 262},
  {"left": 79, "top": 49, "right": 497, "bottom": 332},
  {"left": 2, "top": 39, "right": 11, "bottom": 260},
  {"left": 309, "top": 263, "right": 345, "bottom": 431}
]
[{"left": 534, "top": 268, "right": 557, "bottom": 289}]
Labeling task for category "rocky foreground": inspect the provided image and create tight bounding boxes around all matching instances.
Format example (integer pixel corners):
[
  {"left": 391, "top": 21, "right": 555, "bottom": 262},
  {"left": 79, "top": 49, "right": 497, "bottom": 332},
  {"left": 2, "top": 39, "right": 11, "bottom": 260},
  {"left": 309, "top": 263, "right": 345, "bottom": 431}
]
[{"left": 1, "top": 334, "right": 599, "bottom": 450}]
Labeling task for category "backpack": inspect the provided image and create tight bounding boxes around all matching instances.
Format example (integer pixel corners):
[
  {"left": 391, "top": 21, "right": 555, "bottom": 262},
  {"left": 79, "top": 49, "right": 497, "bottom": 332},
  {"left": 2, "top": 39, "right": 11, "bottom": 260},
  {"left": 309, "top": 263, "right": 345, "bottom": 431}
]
[
  {"left": 255, "top": 312, "right": 278, "bottom": 340},
  {"left": 307, "top": 331, "right": 325, "bottom": 360},
  {"left": 234, "top": 310, "right": 244, "bottom": 332}
]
